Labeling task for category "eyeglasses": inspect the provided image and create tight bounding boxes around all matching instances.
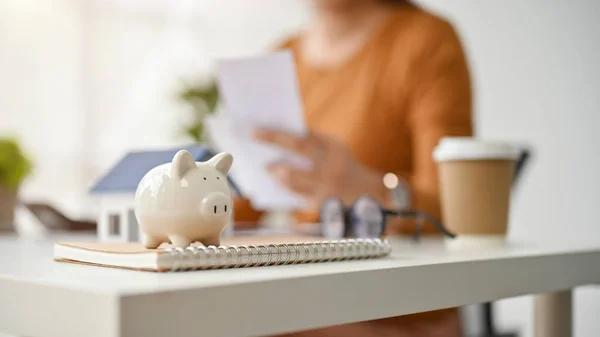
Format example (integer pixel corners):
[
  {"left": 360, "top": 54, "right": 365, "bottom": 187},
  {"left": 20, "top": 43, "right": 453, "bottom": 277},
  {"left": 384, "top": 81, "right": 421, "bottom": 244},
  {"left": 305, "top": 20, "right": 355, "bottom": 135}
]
[{"left": 319, "top": 195, "right": 456, "bottom": 241}]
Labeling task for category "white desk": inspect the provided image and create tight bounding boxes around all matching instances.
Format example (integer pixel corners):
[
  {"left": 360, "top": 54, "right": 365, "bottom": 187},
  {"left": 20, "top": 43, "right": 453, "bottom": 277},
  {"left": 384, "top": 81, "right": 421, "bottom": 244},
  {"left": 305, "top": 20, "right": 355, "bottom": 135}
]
[{"left": 1, "top": 234, "right": 599, "bottom": 337}]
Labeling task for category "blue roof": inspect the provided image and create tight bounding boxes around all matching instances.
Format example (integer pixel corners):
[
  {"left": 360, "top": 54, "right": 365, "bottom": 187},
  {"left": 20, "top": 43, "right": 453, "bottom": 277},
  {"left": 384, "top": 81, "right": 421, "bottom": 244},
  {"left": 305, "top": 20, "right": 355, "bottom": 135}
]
[{"left": 89, "top": 145, "right": 211, "bottom": 194}]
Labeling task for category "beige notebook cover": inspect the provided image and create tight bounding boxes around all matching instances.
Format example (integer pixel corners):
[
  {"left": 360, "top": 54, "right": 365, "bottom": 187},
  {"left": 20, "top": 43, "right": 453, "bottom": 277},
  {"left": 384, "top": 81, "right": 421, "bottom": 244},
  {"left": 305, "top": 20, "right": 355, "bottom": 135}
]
[{"left": 53, "top": 235, "right": 392, "bottom": 272}]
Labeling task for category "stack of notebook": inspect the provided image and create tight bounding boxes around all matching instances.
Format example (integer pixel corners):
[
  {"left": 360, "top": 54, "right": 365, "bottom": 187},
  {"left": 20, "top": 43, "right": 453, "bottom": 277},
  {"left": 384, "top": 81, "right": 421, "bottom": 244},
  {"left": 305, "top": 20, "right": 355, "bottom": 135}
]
[{"left": 54, "top": 234, "right": 392, "bottom": 272}]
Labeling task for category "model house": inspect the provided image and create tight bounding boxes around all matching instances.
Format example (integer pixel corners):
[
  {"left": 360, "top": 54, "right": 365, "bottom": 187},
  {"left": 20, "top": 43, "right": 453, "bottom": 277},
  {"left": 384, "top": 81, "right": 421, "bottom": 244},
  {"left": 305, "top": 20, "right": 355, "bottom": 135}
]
[{"left": 89, "top": 145, "right": 215, "bottom": 243}]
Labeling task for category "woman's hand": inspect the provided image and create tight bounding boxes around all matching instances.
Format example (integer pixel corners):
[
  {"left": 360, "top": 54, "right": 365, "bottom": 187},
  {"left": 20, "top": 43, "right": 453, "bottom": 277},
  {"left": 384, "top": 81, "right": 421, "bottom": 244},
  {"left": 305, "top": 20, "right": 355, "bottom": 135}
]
[{"left": 253, "top": 128, "right": 387, "bottom": 211}]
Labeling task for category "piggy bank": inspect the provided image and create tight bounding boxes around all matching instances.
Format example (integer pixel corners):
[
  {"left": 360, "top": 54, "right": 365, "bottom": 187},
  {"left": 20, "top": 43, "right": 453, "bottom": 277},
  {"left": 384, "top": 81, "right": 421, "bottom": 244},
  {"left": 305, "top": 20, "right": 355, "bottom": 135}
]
[{"left": 134, "top": 150, "right": 233, "bottom": 248}]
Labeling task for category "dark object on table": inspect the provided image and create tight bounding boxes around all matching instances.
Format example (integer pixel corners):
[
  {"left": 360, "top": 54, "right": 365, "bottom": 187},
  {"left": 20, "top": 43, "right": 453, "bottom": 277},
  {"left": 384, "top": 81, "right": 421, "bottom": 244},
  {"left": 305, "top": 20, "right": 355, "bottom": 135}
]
[{"left": 21, "top": 202, "right": 96, "bottom": 231}]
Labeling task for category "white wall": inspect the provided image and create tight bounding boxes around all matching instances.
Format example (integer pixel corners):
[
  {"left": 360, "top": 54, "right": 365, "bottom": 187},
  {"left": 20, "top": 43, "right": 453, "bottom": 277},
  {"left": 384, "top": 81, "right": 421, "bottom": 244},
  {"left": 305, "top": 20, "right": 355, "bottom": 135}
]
[
  {"left": 0, "top": 0, "right": 88, "bottom": 216},
  {"left": 83, "top": 0, "right": 309, "bottom": 172},
  {"left": 1, "top": 0, "right": 599, "bottom": 336}
]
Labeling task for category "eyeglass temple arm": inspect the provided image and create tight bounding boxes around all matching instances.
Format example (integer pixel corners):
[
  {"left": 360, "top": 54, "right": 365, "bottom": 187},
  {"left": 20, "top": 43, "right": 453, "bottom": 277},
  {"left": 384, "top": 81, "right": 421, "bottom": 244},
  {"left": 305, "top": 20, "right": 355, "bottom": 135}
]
[{"left": 385, "top": 209, "right": 457, "bottom": 239}]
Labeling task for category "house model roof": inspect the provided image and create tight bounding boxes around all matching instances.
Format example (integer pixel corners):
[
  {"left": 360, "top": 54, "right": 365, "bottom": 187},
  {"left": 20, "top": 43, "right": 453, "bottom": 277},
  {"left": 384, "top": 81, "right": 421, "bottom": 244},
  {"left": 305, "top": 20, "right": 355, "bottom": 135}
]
[{"left": 89, "top": 145, "right": 212, "bottom": 194}]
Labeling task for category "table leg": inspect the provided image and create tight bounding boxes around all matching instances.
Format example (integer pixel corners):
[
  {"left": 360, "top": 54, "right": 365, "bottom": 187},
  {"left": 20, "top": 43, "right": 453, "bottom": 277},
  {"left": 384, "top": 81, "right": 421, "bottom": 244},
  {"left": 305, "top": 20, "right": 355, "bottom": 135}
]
[{"left": 534, "top": 290, "right": 572, "bottom": 337}]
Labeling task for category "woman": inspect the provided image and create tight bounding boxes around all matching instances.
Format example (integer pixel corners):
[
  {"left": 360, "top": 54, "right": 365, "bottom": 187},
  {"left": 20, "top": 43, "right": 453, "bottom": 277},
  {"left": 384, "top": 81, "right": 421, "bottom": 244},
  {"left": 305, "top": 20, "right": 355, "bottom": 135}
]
[{"left": 236, "top": 0, "right": 472, "bottom": 335}]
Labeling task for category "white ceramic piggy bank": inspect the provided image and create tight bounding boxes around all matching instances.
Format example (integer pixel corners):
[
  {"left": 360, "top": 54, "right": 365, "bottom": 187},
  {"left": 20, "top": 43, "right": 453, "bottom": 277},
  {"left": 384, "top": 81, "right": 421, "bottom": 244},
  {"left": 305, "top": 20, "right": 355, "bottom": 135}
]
[{"left": 134, "top": 150, "right": 233, "bottom": 248}]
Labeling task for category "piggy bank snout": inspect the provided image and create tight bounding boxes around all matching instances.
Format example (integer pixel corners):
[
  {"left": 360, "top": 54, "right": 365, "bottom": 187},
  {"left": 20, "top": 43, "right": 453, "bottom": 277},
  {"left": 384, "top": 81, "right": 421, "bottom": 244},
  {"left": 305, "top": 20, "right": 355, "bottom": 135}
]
[{"left": 201, "top": 192, "right": 230, "bottom": 218}]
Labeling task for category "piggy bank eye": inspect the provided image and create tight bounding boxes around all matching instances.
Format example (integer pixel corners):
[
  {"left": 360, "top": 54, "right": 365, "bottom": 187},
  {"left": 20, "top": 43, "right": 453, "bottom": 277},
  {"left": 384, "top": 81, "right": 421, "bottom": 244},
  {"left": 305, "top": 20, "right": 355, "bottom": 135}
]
[
  {"left": 203, "top": 177, "right": 206, "bottom": 180},
  {"left": 217, "top": 177, "right": 220, "bottom": 180}
]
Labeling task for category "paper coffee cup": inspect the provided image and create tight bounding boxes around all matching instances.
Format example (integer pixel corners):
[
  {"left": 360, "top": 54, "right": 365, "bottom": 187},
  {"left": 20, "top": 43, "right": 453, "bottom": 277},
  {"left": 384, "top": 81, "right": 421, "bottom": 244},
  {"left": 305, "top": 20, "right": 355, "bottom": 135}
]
[{"left": 433, "top": 137, "right": 519, "bottom": 249}]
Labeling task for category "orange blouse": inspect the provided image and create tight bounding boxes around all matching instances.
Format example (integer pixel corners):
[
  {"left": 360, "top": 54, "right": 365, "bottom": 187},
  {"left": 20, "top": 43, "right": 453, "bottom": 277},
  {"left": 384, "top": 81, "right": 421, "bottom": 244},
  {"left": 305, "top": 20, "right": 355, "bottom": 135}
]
[{"left": 234, "top": 3, "right": 473, "bottom": 236}]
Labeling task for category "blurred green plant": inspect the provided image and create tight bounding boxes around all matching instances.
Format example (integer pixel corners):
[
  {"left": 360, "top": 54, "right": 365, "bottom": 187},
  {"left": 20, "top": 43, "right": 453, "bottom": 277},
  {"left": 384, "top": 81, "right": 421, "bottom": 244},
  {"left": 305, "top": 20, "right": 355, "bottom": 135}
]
[
  {"left": 0, "top": 137, "right": 33, "bottom": 190},
  {"left": 178, "top": 79, "right": 220, "bottom": 143}
]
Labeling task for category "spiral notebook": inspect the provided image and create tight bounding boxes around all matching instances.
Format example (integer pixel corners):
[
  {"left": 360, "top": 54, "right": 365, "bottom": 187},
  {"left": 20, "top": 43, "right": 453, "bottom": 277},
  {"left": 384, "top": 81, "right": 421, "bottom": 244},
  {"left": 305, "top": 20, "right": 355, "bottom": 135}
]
[{"left": 53, "top": 235, "right": 392, "bottom": 272}]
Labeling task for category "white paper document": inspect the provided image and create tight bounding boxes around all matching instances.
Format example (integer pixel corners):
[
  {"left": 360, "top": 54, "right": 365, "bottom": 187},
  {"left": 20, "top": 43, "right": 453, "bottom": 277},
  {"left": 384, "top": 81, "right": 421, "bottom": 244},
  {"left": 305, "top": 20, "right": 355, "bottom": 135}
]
[{"left": 206, "top": 51, "right": 310, "bottom": 210}]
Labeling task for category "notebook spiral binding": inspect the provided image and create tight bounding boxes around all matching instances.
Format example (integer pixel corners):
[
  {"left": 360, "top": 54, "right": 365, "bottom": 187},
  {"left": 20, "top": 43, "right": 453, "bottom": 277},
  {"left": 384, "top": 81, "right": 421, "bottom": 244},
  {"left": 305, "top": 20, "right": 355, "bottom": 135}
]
[{"left": 162, "top": 238, "right": 392, "bottom": 272}]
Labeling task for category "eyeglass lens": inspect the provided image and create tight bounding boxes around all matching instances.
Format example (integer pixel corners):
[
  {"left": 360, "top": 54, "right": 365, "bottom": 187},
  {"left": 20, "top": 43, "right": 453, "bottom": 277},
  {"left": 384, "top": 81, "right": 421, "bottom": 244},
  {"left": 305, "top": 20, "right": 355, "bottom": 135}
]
[
  {"left": 321, "top": 198, "right": 346, "bottom": 239},
  {"left": 349, "top": 197, "right": 384, "bottom": 238}
]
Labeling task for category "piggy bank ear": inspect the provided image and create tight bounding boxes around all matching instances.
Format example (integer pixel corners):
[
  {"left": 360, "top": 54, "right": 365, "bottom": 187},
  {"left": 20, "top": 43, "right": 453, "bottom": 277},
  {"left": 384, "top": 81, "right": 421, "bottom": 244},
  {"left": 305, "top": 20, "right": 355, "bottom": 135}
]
[
  {"left": 207, "top": 152, "right": 233, "bottom": 175},
  {"left": 170, "top": 150, "right": 197, "bottom": 179}
]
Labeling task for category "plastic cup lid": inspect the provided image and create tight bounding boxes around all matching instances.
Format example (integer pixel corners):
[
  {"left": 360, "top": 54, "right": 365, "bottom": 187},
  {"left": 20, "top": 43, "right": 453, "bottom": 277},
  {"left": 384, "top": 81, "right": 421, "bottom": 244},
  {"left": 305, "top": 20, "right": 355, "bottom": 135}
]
[{"left": 433, "top": 137, "right": 519, "bottom": 162}]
